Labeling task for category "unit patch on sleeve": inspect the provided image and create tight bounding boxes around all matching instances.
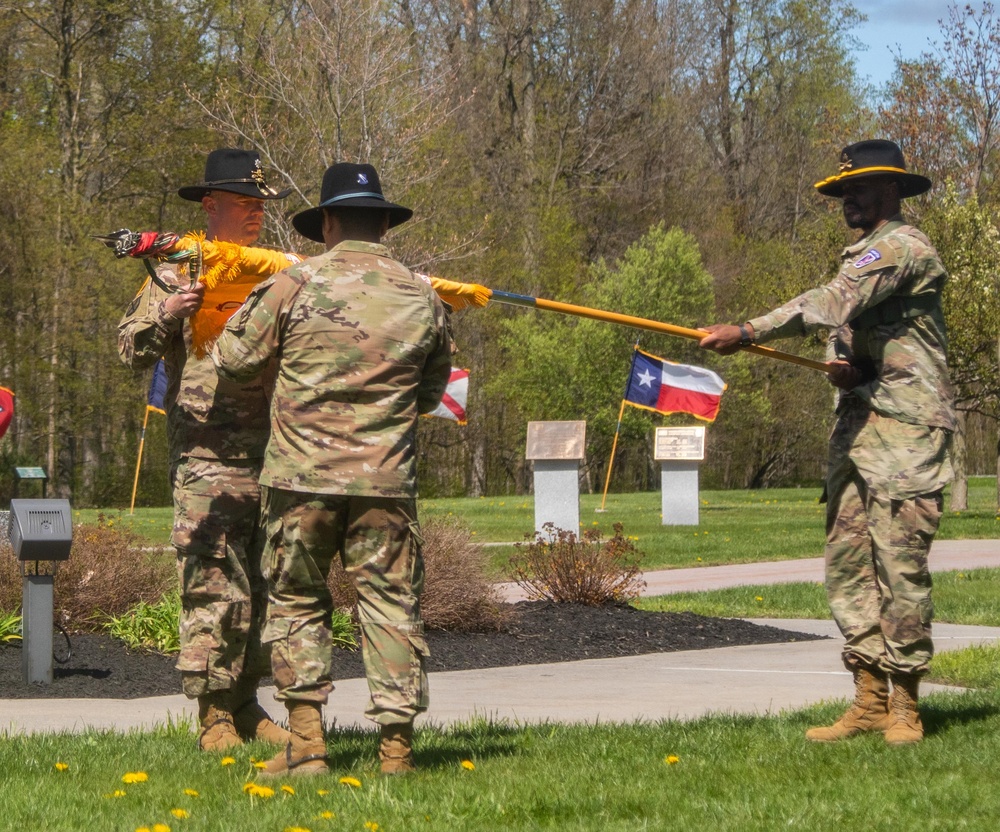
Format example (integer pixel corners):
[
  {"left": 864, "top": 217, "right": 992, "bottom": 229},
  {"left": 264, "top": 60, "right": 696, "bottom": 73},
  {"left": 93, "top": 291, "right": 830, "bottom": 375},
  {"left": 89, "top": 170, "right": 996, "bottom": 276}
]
[{"left": 853, "top": 248, "right": 882, "bottom": 269}]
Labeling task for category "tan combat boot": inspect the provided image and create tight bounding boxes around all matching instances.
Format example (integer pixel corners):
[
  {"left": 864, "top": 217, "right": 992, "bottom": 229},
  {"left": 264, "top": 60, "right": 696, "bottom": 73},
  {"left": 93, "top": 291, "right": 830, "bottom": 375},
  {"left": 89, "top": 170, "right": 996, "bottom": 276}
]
[
  {"left": 197, "top": 691, "right": 243, "bottom": 752},
  {"left": 806, "top": 666, "right": 893, "bottom": 742},
  {"left": 258, "top": 702, "right": 329, "bottom": 778},
  {"left": 884, "top": 674, "right": 923, "bottom": 745},
  {"left": 231, "top": 677, "right": 292, "bottom": 746},
  {"left": 379, "top": 723, "right": 416, "bottom": 775}
]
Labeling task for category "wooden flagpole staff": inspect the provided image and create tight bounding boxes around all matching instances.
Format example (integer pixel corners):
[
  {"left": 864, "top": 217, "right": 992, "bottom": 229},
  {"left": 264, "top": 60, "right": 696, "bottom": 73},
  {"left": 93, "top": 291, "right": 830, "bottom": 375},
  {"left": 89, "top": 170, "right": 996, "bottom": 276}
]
[{"left": 488, "top": 290, "right": 832, "bottom": 375}]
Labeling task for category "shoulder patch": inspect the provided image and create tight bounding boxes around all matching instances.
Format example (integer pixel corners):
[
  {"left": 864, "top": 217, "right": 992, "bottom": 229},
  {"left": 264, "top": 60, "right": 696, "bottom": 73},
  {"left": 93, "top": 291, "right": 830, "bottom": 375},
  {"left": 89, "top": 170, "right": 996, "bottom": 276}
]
[{"left": 853, "top": 248, "right": 881, "bottom": 269}]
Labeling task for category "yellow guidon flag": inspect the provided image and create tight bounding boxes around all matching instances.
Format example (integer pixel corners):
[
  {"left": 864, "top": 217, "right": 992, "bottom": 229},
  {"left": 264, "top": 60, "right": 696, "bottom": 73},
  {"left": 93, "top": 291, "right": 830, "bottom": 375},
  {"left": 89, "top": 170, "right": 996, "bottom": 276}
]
[{"left": 109, "top": 230, "right": 492, "bottom": 357}]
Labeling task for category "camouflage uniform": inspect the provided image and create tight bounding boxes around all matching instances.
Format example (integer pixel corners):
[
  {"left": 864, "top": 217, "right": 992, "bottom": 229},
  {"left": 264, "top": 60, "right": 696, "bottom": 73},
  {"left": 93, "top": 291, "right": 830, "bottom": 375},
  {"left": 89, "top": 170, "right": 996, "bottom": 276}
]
[
  {"left": 212, "top": 240, "right": 452, "bottom": 725},
  {"left": 118, "top": 263, "right": 274, "bottom": 697},
  {"left": 749, "top": 216, "right": 955, "bottom": 676}
]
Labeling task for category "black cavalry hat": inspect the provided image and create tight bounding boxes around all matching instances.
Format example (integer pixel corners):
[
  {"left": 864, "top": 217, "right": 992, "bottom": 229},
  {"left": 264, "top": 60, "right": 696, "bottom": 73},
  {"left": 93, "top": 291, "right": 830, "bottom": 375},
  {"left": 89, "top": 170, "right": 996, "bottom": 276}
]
[
  {"left": 814, "top": 139, "right": 931, "bottom": 199},
  {"left": 291, "top": 162, "right": 412, "bottom": 243},
  {"left": 178, "top": 148, "right": 292, "bottom": 201}
]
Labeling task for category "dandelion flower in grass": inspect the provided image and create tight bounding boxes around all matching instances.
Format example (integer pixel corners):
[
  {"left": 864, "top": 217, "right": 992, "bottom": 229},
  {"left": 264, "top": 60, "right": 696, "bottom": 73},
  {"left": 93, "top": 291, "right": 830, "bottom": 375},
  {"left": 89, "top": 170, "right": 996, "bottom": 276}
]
[
  {"left": 282, "top": 828, "right": 311, "bottom": 832},
  {"left": 220, "top": 756, "right": 236, "bottom": 767},
  {"left": 281, "top": 784, "right": 296, "bottom": 795},
  {"left": 664, "top": 755, "right": 680, "bottom": 765},
  {"left": 152, "top": 825, "right": 171, "bottom": 832},
  {"left": 316, "top": 789, "right": 330, "bottom": 796},
  {"left": 316, "top": 811, "right": 335, "bottom": 820},
  {"left": 364, "top": 823, "right": 379, "bottom": 832},
  {"left": 170, "top": 808, "right": 189, "bottom": 819},
  {"left": 54, "top": 762, "right": 69, "bottom": 772},
  {"left": 122, "top": 771, "right": 149, "bottom": 784},
  {"left": 182, "top": 789, "right": 199, "bottom": 798},
  {"left": 755, "top": 596, "right": 763, "bottom": 602},
  {"left": 253, "top": 761, "right": 267, "bottom": 770},
  {"left": 460, "top": 760, "right": 475, "bottom": 771},
  {"left": 338, "top": 776, "right": 362, "bottom": 788}
]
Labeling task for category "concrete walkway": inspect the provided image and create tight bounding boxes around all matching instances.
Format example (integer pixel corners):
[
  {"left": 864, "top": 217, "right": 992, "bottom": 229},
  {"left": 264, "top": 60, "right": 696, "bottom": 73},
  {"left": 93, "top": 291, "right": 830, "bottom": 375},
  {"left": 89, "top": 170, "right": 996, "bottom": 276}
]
[{"left": 4, "top": 539, "right": 1000, "bottom": 735}]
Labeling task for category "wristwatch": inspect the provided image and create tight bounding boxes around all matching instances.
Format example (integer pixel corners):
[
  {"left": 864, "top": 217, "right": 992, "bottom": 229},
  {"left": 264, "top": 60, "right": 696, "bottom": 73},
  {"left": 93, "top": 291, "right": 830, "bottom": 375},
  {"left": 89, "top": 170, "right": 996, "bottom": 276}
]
[{"left": 737, "top": 323, "right": 755, "bottom": 347}]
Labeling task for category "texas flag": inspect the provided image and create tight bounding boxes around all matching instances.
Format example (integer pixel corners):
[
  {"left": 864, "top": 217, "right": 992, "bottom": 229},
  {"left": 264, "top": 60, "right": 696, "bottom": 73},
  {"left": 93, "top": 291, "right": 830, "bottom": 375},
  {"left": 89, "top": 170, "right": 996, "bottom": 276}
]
[
  {"left": 623, "top": 349, "right": 726, "bottom": 422},
  {"left": 427, "top": 368, "right": 469, "bottom": 424}
]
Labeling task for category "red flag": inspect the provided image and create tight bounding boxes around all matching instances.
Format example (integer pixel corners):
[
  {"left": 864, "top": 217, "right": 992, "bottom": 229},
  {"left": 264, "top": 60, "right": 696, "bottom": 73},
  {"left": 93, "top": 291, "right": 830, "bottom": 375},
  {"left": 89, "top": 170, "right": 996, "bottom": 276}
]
[{"left": 0, "top": 386, "right": 14, "bottom": 440}]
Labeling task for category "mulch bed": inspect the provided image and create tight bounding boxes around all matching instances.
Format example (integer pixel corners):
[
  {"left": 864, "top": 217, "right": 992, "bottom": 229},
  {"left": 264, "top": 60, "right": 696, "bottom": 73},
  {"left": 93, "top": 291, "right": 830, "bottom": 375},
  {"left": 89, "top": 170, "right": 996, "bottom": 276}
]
[{"left": 0, "top": 601, "right": 824, "bottom": 700}]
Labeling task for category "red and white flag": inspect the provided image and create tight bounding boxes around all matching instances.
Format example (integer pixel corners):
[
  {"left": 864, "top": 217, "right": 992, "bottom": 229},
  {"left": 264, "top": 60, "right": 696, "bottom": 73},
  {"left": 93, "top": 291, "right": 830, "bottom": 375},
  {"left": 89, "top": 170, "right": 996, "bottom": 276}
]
[{"left": 428, "top": 368, "right": 469, "bottom": 424}]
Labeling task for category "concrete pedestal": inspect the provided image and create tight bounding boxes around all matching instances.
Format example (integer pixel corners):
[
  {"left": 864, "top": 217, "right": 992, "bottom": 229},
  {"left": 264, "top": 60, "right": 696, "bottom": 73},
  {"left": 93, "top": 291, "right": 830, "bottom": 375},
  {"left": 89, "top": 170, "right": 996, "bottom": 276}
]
[
  {"left": 661, "top": 460, "right": 700, "bottom": 525},
  {"left": 533, "top": 460, "right": 581, "bottom": 536}
]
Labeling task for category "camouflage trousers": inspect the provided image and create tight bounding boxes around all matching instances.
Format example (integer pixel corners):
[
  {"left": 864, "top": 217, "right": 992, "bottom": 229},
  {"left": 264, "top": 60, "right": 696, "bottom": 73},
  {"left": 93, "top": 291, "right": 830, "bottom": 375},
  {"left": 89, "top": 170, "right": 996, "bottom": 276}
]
[
  {"left": 260, "top": 487, "right": 428, "bottom": 726},
  {"left": 824, "top": 452, "right": 942, "bottom": 676},
  {"left": 171, "top": 457, "right": 269, "bottom": 698}
]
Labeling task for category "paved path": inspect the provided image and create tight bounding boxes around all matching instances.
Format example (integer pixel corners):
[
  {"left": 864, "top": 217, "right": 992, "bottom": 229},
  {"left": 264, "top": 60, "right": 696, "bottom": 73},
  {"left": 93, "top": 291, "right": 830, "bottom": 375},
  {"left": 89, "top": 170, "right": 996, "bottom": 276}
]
[{"left": 4, "top": 539, "right": 1000, "bottom": 735}]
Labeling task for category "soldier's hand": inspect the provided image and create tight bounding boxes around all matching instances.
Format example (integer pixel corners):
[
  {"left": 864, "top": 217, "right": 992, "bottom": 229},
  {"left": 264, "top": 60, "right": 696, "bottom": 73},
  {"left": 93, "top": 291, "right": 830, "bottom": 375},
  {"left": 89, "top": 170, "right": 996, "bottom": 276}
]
[
  {"left": 164, "top": 282, "right": 206, "bottom": 319},
  {"left": 699, "top": 324, "right": 746, "bottom": 356},
  {"left": 826, "top": 360, "right": 862, "bottom": 390}
]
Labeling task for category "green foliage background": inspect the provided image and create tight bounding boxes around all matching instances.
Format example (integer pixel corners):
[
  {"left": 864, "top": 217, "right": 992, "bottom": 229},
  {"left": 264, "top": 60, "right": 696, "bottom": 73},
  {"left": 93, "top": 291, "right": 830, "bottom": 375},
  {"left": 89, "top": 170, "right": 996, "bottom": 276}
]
[{"left": 3, "top": 1, "right": 1000, "bottom": 505}]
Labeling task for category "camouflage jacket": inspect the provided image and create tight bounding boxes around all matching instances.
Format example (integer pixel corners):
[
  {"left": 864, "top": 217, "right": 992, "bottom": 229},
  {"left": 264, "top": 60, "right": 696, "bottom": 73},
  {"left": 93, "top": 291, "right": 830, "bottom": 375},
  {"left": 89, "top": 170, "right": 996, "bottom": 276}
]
[
  {"left": 117, "top": 262, "right": 274, "bottom": 463},
  {"left": 211, "top": 240, "right": 454, "bottom": 498},
  {"left": 749, "top": 216, "right": 956, "bottom": 432}
]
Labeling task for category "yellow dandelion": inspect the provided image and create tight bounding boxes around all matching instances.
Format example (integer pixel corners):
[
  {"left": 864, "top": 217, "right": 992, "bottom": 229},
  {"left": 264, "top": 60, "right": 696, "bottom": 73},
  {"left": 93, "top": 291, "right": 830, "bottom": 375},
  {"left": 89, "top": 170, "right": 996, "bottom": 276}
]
[
  {"left": 339, "top": 776, "right": 362, "bottom": 788},
  {"left": 316, "top": 811, "right": 335, "bottom": 819},
  {"left": 281, "top": 784, "right": 296, "bottom": 795},
  {"left": 253, "top": 761, "right": 267, "bottom": 769},
  {"left": 364, "top": 824, "right": 379, "bottom": 832},
  {"left": 316, "top": 789, "right": 330, "bottom": 796},
  {"left": 152, "top": 825, "right": 171, "bottom": 832},
  {"left": 54, "top": 762, "right": 69, "bottom": 772},
  {"left": 755, "top": 596, "right": 763, "bottom": 602},
  {"left": 122, "top": 771, "right": 149, "bottom": 784},
  {"left": 135, "top": 828, "right": 151, "bottom": 832},
  {"left": 460, "top": 760, "right": 475, "bottom": 771},
  {"left": 282, "top": 828, "right": 311, "bottom": 832},
  {"left": 105, "top": 790, "right": 127, "bottom": 798},
  {"left": 170, "top": 808, "right": 189, "bottom": 819},
  {"left": 182, "top": 789, "right": 199, "bottom": 797},
  {"left": 664, "top": 755, "right": 680, "bottom": 765},
  {"left": 220, "top": 756, "right": 236, "bottom": 767},
  {"left": 696, "top": 557, "right": 702, "bottom": 562}
]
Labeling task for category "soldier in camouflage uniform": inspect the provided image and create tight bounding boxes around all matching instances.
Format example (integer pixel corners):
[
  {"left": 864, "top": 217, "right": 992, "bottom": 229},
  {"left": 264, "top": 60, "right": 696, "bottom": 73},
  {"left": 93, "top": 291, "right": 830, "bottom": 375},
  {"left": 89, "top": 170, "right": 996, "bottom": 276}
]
[
  {"left": 118, "top": 149, "right": 294, "bottom": 752},
  {"left": 700, "top": 140, "right": 955, "bottom": 745},
  {"left": 212, "top": 162, "right": 453, "bottom": 777}
]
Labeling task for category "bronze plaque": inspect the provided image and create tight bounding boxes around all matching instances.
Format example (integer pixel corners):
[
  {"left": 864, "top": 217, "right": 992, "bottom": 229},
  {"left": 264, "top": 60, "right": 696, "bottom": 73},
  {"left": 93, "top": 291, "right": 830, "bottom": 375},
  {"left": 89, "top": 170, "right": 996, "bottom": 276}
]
[
  {"left": 653, "top": 426, "right": 705, "bottom": 461},
  {"left": 525, "top": 421, "right": 586, "bottom": 460}
]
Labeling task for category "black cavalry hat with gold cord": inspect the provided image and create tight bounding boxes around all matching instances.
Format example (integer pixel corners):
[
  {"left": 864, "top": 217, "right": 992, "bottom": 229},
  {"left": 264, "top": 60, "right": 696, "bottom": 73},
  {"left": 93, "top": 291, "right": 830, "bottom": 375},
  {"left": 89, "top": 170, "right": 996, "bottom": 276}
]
[
  {"left": 814, "top": 140, "right": 931, "bottom": 199},
  {"left": 178, "top": 148, "right": 292, "bottom": 202},
  {"left": 292, "top": 162, "right": 413, "bottom": 243}
]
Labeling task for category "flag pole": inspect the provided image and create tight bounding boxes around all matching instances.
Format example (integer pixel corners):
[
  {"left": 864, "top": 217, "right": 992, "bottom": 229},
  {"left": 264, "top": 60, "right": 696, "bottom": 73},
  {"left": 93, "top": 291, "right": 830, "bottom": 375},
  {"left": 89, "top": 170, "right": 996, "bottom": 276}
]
[
  {"left": 598, "top": 398, "right": 627, "bottom": 513},
  {"left": 129, "top": 406, "right": 151, "bottom": 515},
  {"left": 489, "top": 291, "right": 832, "bottom": 374}
]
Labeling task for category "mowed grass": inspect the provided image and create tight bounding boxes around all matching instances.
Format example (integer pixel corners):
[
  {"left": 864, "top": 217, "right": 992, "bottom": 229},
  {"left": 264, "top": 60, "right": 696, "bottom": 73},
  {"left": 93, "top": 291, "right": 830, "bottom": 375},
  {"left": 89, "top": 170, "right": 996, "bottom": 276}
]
[
  {"left": 94, "top": 476, "right": 1000, "bottom": 572},
  {"left": 5, "top": 695, "right": 1000, "bottom": 832}
]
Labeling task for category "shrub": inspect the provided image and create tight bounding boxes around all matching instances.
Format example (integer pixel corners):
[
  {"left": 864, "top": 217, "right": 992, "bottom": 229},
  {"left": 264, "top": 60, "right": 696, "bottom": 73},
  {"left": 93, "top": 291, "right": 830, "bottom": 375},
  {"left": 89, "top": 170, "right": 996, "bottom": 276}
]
[
  {"left": 508, "top": 522, "right": 646, "bottom": 606},
  {"left": 0, "top": 515, "right": 174, "bottom": 632},
  {"left": 327, "top": 515, "right": 510, "bottom": 632}
]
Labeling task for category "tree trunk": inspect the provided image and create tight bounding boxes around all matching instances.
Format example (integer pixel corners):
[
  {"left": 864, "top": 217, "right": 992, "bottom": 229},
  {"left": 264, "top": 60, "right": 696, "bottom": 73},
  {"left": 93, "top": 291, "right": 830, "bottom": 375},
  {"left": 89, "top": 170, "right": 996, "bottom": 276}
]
[{"left": 949, "top": 409, "right": 968, "bottom": 511}]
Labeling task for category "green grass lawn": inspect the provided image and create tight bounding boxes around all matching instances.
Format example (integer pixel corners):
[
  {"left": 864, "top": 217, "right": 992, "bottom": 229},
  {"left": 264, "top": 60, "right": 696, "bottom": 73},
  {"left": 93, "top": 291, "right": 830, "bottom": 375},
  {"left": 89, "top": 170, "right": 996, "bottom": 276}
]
[
  {"left": 4, "top": 694, "right": 1000, "bottom": 831},
  {"left": 96, "top": 476, "right": 1000, "bottom": 572}
]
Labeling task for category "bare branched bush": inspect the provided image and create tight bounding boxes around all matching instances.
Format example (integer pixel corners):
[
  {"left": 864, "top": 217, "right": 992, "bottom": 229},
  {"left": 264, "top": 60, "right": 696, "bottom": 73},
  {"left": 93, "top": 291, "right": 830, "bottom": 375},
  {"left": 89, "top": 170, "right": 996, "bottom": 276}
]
[
  {"left": 327, "top": 516, "right": 510, "bottom": 632},
  {"left": 0, "top": 516, "right": 174, "bottom": 632},
  {"left": 508, "top": 522, "right": 646, "bottom": 606}
]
